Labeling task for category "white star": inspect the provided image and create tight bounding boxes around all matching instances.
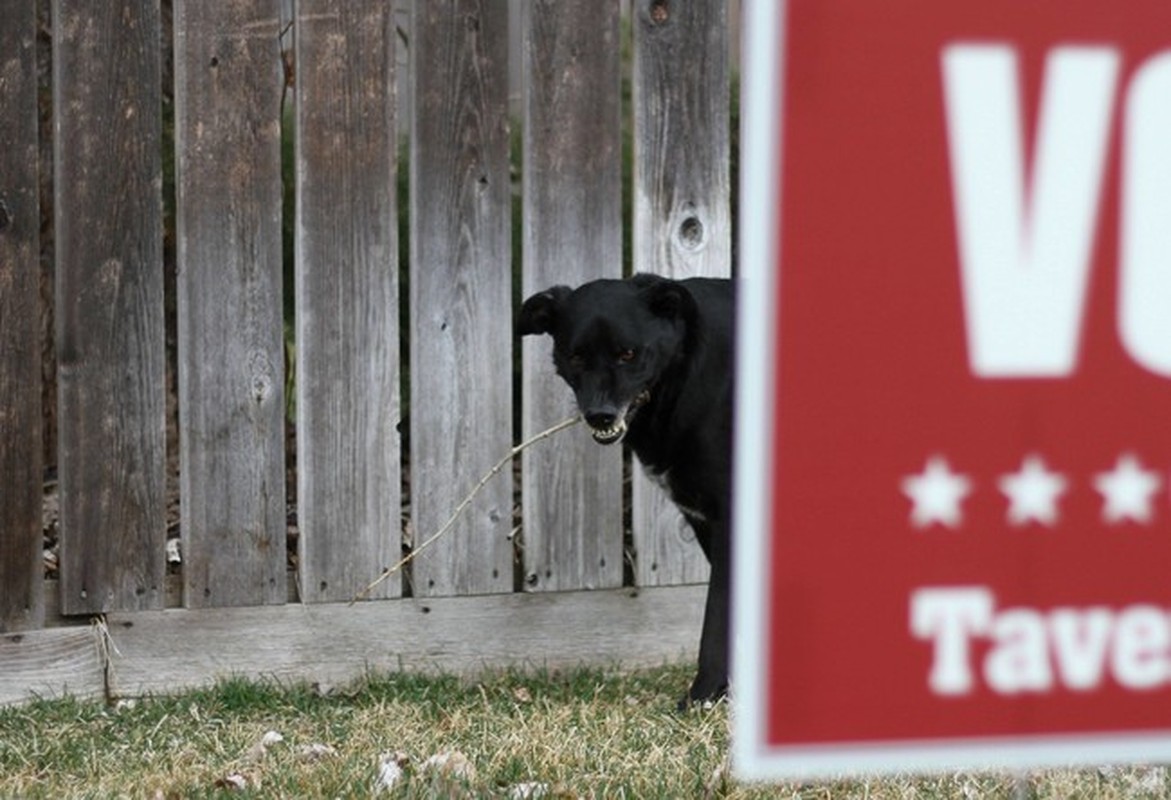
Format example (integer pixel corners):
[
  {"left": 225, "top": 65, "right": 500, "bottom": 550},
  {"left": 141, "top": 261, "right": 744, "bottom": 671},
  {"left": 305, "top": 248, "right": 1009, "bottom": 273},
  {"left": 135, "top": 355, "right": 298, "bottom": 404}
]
[
  {"left": 999, "top": 454, "right": 1067, "bottom": 527},
  {"left": 1094, "top": 453, "right": 1162, "bottom": 525},
  {"left": 902, "top": 456, "right": 973, "bottom": 529}
]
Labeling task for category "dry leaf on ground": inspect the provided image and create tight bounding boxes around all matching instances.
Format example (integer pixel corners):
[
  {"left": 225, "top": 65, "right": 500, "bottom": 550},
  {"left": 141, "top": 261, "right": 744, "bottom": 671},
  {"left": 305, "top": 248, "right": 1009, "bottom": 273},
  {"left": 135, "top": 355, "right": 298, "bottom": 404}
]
[
  {"left": 296, "top": 743, "right": 337, "bottom": 762},
  {"left": 421, "top": 750, "right": 476, "bottom": 782},
  {"left": 245, "top": 730, "right": 284, "bottom": 762},
  {"left": 375, "top": 751, "right": 410, "bottom": 794},
  {"left": 508, "top": 781, "right": 550, "bottom": 799},
  {"left": 214, "top": 773, "right": 250, "bottom": 791}
]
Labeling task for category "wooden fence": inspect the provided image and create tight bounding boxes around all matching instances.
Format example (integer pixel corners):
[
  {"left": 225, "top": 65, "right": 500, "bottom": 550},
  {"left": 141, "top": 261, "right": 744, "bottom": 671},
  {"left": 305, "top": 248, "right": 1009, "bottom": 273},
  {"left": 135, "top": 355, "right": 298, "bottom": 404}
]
[{"left": 0, "top": 0, "right": 732, "bottom": 705}]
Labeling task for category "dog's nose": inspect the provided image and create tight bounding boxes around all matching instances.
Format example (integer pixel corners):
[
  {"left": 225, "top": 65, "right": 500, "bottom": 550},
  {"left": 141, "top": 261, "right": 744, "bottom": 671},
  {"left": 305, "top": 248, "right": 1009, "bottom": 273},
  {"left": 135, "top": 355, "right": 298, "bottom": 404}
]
[{"left": 585, "top": 411, "right": 618, "bottom": 430}]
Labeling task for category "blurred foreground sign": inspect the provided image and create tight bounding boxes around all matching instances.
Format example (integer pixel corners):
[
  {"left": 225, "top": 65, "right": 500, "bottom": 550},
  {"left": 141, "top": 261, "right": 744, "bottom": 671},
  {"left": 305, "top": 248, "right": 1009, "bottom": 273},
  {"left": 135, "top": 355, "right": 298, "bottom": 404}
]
[{"left": 734, "top": 0, "right": 1171, "bottom": 780}]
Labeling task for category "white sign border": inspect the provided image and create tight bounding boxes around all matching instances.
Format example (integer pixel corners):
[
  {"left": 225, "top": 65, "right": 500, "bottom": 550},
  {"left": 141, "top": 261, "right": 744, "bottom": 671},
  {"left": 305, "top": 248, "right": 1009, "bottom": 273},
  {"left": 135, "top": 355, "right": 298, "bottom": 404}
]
[
  {"left": 730, "top": 0, "right": 1171, "bottom": 782},
  {"left": 731, "top": 0, "right": 787, "bottom": 782}
]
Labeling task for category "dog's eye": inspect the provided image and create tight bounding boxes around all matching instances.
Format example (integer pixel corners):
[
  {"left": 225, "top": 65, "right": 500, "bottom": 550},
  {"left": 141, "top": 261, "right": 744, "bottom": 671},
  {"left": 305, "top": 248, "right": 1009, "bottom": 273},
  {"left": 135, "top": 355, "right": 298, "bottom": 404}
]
[
  {"left": 617, "top": 349, "right": 636, "bottom": 364},
  {"left": 568, "top": 353, "right": 586, "bottom": 369}
]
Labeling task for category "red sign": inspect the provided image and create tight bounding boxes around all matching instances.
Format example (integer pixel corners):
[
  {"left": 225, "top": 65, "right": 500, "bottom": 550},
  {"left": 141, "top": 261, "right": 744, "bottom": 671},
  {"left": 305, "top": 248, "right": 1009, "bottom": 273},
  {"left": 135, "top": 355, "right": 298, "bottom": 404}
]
[{"left": 734, "top": 0, "right": 1171, "bottom": 779}]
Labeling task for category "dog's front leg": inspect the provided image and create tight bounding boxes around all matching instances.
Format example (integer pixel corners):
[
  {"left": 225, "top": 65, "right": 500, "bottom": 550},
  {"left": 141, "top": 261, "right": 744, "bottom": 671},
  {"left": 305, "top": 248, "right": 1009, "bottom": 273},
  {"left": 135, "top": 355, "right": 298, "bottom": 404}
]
[{"left": 680, "top": 524, "right": 730, "bottom": 710}]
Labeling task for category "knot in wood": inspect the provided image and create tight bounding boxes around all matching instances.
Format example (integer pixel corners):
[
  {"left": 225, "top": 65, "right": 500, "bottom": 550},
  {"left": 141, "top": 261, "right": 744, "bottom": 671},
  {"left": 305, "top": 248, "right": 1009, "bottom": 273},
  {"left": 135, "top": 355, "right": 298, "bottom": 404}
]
[
  {"left": 649, "top": 0, "right": 669, "bottom": 25},
  {"left": 677, "top": 215, "right": 705, "bottom": 251},
  {"left": 247, "top": 349, "right": 274, "bottom": 404}
]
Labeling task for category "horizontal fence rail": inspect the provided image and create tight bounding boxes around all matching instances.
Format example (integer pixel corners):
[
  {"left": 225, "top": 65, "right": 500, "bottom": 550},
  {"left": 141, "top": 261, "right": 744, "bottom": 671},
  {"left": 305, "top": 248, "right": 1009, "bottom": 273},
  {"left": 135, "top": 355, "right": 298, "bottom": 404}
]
[{"left": 0, "top": 0, "right": 733, "bottom": 702}]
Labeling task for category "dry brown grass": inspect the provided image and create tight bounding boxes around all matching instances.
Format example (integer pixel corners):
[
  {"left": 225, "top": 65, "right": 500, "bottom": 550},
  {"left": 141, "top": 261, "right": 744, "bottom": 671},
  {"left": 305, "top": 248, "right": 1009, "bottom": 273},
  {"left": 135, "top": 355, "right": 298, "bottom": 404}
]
[{"left": 0, "top": 664, "right": 1168, "bottom": 798}]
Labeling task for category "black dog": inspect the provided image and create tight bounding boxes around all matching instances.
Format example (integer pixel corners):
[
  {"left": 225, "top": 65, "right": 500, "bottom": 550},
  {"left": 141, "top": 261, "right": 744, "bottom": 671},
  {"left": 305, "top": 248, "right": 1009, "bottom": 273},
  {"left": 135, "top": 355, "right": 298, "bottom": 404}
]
[{"left": 518, "top": 273, "right": 734, "bottom": 708}]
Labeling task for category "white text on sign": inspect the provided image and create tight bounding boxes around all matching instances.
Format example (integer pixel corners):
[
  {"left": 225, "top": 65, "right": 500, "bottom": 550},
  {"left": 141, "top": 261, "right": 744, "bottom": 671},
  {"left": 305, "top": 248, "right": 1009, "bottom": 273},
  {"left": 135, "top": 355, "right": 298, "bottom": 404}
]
[
  {"left": 911, "top": 587, "right": 1171, "bottom": 696},
  {"left": 942, "top": 45, "right": 1171, "bottom": 379}
]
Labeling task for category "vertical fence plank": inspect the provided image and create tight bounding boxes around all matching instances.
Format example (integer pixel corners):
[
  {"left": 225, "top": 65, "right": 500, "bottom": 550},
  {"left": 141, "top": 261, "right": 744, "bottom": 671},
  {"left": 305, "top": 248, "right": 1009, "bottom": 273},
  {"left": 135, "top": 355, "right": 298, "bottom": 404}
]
[
  {"left": 521, "top": 0, "right": 624, "bottom": 593},
  {"left": 630, "top": 0, "right": 729, "bottom": 588},
  {"left": 175, "top": 0, "right": 286, "bottom": 608},
  {"left": 53, "top": 0, "right": 167, "bottom": 615},
  {"left": 295, "top": 2, "right": 401, "bottom": 603},
  {"left": 410, "top": 3, "right": 513, "bottom": 598},
  {"left": 0, "top": 0, "right": 44, "bottom": 631}
]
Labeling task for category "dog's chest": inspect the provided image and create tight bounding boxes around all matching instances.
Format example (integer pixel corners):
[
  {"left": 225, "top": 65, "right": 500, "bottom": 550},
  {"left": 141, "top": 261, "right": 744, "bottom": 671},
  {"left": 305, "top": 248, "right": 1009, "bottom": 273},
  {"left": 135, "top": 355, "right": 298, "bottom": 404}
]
[{"left": 641, "top": 463, "right": 708, "bottom": 523}]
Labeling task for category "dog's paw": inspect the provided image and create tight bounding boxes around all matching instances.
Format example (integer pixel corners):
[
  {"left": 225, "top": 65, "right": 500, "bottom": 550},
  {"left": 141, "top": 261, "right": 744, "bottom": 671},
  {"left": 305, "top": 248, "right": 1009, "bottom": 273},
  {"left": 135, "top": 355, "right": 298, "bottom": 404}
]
[{"left": 676, "top": 683, "right": 728, "bottom": 713}]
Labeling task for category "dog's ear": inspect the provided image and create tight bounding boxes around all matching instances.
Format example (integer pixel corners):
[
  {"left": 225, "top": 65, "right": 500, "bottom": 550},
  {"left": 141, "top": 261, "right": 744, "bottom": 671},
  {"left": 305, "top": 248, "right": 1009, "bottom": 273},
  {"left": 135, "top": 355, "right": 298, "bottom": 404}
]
[
  {"left": 517, "top": 286, "right": 571, "bottom": 335},
  {"left": 637, "top": 275, "right": 695, "bottom": 321}
]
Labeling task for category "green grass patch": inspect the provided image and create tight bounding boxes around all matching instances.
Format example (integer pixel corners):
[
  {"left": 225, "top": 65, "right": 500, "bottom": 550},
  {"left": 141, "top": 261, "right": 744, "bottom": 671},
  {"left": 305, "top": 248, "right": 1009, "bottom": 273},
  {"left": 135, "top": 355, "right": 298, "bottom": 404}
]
[{"left": 0, "top": 665, "right": 1167, "bottom": 798}]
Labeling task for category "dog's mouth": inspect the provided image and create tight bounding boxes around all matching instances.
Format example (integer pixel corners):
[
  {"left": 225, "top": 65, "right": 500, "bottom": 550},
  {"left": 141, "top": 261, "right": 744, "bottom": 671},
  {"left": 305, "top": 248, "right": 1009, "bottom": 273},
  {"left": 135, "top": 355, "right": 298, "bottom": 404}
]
[
  {"left": 587, "top": 390, "right": 651, "bottom": 445},
  {"left": 590, "top": 420, "right": 626, "bottom": 445}
]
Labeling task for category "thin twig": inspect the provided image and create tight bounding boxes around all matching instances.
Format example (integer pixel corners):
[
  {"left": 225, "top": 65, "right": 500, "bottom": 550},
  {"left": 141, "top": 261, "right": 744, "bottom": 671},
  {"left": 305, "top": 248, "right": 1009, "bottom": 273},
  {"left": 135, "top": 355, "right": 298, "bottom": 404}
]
[
  {"left": 91, "top": 616, "right": 121, "bottom": 705},
  {"left": 349, "top": 415, "right": 582, "bottom": 605}
]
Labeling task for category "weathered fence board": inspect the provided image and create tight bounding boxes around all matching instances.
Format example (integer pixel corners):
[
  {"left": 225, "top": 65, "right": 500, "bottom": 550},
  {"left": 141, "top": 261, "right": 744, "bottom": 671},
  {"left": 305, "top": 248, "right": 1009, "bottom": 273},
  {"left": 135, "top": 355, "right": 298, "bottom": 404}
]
[
  {"left": 175, "top": 0, "right": 286, "bottom": 608},
  {"left": 0, "top": 0, "right": 44, "bottom": 632},
  {"left": 294, "top": 2, "right": 401, "bottom": 604},
  {"left": 410, "top": 3, "right": 514, "bottom": 598},
  {"left": 521, "top": 0, "right": 625, "bottom": 593},
  {"left": 631, "top": 0, "right": 730, "bottom": 587},
  {"left": 104, "top": 585, "right": 705, "bottom": 699},
  {"left": 0, "top": 626, "right": 106, "bottom": 706},
  {"left": 54, "top": 0, "right": 167, "bottom": 615}
]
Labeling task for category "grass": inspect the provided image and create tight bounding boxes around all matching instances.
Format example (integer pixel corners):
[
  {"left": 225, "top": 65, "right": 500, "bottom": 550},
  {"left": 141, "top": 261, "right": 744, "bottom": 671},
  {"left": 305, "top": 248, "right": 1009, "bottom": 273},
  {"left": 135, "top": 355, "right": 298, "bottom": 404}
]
[{"left": 0, "top": 665, "right": 1168, "bottom": 799}]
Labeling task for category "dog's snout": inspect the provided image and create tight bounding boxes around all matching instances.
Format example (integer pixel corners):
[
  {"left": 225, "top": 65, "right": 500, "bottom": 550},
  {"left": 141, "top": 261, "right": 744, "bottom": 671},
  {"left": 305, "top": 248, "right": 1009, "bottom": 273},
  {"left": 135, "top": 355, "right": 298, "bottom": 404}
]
[{"left": 585, "top": 410, "right": 618, "bottom": 430}]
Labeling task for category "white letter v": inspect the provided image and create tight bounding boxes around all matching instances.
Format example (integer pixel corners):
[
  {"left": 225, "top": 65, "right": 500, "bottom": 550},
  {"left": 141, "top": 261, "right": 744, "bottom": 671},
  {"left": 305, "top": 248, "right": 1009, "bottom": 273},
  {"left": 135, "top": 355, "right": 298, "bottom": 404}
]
[{"left": 942, "top": 45, "right": 1118, "bottom": 377}]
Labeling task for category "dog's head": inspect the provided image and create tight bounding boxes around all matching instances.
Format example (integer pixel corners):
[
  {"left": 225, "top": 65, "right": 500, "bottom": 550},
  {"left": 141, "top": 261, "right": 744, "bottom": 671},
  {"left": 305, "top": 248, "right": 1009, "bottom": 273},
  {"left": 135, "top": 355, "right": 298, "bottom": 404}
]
[{"left": 518, "top": 275, "right": 696, "bottom": 445}]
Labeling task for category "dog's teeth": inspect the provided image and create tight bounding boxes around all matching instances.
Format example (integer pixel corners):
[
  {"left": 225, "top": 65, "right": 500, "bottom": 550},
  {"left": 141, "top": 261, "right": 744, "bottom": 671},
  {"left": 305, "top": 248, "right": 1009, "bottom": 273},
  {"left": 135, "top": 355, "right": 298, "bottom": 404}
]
[{"left": 590, "top": 420, "right": 626, "bottom": 444}]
